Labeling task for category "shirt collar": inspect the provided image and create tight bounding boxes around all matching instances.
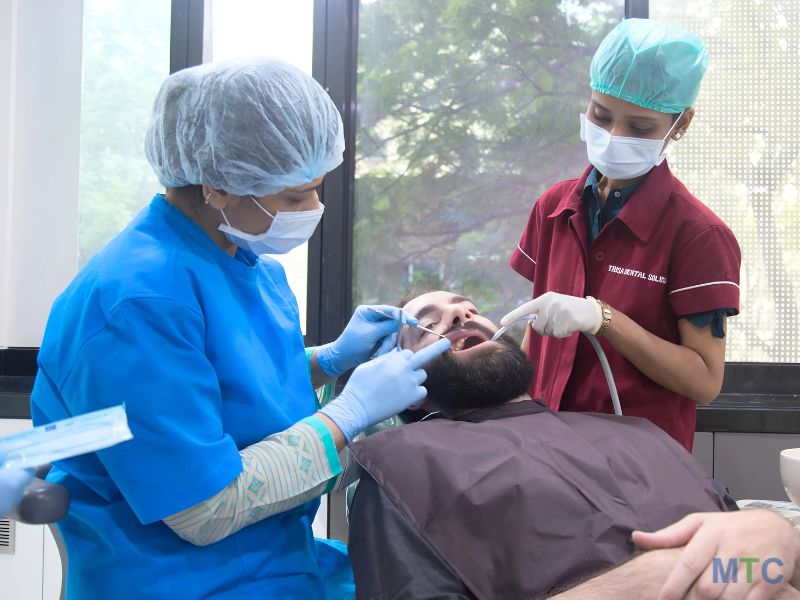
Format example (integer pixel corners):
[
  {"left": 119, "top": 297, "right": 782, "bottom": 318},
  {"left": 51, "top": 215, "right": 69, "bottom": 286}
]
[
  {"left": 547, "top": 165, "right": 593, "bottom": 219},
  {"left": 583, "top": 167, "right": 600, "bottom": 191},
  {"left": 583, "top": 167, "right": 639, "bottom": 205},
  {"left": 424, "top": 399, "right": 550, "bottom": 423},
  {"left": 548, "top": 161, "right": 676, "bottom": 243},
  {"left": 451, "top": 399, "right": 550, "bottom": 423}
]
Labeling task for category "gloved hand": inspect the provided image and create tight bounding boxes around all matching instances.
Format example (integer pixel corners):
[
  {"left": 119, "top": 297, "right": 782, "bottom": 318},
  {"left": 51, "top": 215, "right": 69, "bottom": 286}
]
[
  {"left": 316, "top": 305, "right": 419, "bottom": 377},
  {"left": 320, "top": 337, "right": 451, "bottom": 441},
  {"left": 0, "top": 454, "right": 33, "bottom": 516},
  {"left": 501, "top": 292, "right": 602, "bottom": 339}
]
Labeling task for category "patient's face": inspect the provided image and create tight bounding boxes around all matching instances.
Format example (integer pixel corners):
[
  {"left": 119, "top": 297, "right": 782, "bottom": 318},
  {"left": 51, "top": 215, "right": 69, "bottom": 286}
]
[
  {"left": 400, "top": 291, "right": 534, "bottom": 413},
  {"left": 400, "top": 291, "right": 499, "bottom": 355}
]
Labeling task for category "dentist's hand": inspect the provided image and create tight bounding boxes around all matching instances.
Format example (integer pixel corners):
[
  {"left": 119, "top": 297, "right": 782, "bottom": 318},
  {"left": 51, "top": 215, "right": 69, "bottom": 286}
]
[
  {"left": 0, "top": 455, "right": 32, "bottom": 516},
  {"left": 501, "top": 292, "right": 602, "bottom": 339},
  {"left": 316, "top": 305, "right": 419, "bottom": 377},
  {"left": 319, "top": 338, "right": 451, "bottom": 441}
]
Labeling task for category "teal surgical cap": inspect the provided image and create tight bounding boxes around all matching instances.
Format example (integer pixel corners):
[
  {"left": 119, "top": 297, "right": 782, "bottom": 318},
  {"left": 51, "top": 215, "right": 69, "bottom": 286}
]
[
  {"left": 145, "top": 57, "right": 344, "bottom": 196},
  {"left": 590, "top": 18, "right": 708, "bottom": 114}
]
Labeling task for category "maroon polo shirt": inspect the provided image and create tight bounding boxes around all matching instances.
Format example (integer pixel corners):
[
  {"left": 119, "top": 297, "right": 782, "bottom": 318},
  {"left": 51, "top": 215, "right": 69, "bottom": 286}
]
[{"left": 510, "top": 161, "right": 741, "bottom": 451}]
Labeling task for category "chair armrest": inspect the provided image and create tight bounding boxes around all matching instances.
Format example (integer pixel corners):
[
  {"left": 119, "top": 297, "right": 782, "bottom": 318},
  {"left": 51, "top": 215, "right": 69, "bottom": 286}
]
[{"left": 8, "top": 477, "right": 70, "bottom": 524}]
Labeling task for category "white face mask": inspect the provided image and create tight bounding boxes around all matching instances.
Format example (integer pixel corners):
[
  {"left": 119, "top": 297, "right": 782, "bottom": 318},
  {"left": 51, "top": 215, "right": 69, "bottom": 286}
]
[
  {"left": 218, "top": 195, "right": 324, "bottom": 255},
  {"left": 579, "top": 111, "right": 683, "bottom": 180}
]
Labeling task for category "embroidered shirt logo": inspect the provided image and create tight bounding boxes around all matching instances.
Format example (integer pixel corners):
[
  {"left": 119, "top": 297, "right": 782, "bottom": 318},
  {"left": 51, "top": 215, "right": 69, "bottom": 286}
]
[{"left": 608, "top": 264, "right": 667, "bottom": 285}]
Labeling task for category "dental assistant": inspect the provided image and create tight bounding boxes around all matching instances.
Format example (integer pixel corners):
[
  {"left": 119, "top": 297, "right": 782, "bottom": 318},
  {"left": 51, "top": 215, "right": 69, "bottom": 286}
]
[
  {"left": 504, "top": 19, "right": 740, "bottom": 451},
  {"left": 29, "top": 58, "right": 449, "bottom": 600}
]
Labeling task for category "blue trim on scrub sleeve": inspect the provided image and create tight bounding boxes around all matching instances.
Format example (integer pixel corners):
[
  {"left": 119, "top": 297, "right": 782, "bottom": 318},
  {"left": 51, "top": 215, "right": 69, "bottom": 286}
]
[
  {"left": 61, "top": 296, "right": 243, "bottom": 525},
  {"left": 302, "top": 415, "right": 342, "bottom": 494}
]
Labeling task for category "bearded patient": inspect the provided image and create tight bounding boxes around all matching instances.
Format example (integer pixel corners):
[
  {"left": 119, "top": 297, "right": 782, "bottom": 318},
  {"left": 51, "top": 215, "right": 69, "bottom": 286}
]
[{"left": 346, "top": 290, "right": 733, "bottom": 600}]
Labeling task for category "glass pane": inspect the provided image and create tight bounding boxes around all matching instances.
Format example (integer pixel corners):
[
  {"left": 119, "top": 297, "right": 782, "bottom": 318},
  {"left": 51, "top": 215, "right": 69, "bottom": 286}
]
[
  {"left": 651, "top": 2, "right": 800, "bottom": 362},
  {"left": 354, "top": 0, "right": 624, "bottom": 330},
  {"left": 208, "top": 0, "right": 315, "bottom": 334},
  {"left": 78, "top": 0, "right": 171, "bottom": 265}
]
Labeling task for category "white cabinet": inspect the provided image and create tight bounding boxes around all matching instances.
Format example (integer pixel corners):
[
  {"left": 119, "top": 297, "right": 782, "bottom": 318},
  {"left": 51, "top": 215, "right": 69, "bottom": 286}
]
[
  {"left": 42, "top": 527, "right": 63, "bottom": 599},
  {"left": 692, "top": 430, "right": 800, "bottom": 502},
  {"left": 692, "top": 431, "right": 714, "bottom": 477},
  {"left": 0, "top": 419, "right": 62, "bottom": 599}
]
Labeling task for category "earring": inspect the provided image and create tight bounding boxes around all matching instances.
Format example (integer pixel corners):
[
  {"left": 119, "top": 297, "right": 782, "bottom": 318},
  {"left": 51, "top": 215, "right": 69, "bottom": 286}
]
[
  {"left": 205, "top": 193, "right": 212, "bottom": 205},
  {"left": 673, "top": 132, "right": 683, "bottom": 141}
]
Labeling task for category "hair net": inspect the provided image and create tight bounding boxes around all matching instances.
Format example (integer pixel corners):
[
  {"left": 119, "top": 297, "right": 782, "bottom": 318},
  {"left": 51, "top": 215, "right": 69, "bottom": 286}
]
[
  {"left": 590, "top": 18, "right": 708, "bottom": 113},
  {"left": 145, "top": 58, "right": 344, "bottom": 196}
]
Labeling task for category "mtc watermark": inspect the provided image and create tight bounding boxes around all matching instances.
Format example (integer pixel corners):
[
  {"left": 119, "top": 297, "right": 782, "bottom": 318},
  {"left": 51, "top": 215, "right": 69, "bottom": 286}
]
[{"left": 713, "top": 557, "right": 784, "bottom": 584}]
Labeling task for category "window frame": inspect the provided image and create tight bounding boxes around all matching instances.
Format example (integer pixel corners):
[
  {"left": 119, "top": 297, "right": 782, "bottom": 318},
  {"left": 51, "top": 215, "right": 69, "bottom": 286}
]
[
  {"left": 0, "top": 0, "right": 201, "bottom": 371},
  {"left": 170, "top": 0, "right": 207, "bottom": 73}
]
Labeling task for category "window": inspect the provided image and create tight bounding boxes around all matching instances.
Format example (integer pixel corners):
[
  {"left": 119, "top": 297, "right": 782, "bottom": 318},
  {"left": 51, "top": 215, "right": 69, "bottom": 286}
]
[
  {"left": 650, "top": 1, "right": 800, "bottom": 362},
  {"left": 208, "top": 0, "right": 315, "bottom": 333},
  {"left": 0, "top": 2, "right": 171, "bottom": 346},
  {"left": 79, "top": 0, "right": 171, "bottom": 264},
  {"left": 353, "top": 0, "right": 624, "bottom": 329}
]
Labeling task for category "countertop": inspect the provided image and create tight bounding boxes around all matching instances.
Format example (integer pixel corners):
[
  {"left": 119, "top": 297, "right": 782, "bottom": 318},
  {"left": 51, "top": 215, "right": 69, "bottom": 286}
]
[
  {"left": 0, "top": 376, "right": 36, "bottom": 419},
  {"left": 2, "top": 376, "right": 800, "bottom": 433},
  {"left": 695, "top": 393, "right": 800, "bottom": 434}
]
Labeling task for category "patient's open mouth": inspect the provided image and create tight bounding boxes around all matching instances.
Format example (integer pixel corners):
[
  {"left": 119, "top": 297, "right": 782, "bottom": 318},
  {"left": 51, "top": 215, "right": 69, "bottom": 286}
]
[
  {"left": 451, "top": 336, "right": 484, "bottom": 351},
  {"left": 446, "top": 328, "right": 495, "bottom": 354}
]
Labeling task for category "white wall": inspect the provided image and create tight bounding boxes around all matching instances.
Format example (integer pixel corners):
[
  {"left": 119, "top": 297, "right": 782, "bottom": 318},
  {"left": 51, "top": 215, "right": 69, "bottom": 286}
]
[{"left": 0, "top": 0, "right": 83, "bottom": 347}]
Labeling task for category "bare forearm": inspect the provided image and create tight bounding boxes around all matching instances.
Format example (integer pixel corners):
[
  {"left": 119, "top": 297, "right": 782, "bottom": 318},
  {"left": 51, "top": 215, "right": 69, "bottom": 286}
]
[
  {"left": 548, "top": 549, "right": 681, "bottom": 599},
  {"left": 603, "top": 308, "right": 721, "bottom": 405},
  {"left": 549, "top": 549, "right": 800, "bottom": 599}
]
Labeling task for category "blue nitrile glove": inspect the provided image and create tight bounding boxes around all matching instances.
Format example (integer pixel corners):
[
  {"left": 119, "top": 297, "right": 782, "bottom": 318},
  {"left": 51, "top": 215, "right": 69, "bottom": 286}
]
[
  {"left": 320, "top": 337, "right": 451, "bottom": 441},
  {"left": 316, "top": 305, "right": 419, "bottom": 377},
  {"left": 0, "top": 454, "right": 33, "bottom": 516}
]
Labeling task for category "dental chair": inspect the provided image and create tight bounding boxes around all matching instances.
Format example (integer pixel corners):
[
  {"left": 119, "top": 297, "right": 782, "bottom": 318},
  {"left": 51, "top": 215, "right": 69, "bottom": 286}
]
[{"left": 7, "top": 465, "right": 69, "bottom": 600}]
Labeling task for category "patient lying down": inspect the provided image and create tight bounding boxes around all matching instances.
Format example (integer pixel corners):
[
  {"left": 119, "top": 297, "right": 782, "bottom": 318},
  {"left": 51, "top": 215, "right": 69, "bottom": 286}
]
[{"left": 347, "top": 291, "right": 747, "bottom": 599}]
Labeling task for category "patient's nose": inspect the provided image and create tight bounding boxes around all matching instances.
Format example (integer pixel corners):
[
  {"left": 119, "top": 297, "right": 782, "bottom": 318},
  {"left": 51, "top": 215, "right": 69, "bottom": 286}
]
[{"left": 447, "top": 304, "right": 475, "bottom": 327}]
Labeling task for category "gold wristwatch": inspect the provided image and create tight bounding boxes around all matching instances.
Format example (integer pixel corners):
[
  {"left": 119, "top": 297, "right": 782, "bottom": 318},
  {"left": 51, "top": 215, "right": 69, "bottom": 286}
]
[{"left": 587, "top": 296, "right": 612, "bottom": 337}]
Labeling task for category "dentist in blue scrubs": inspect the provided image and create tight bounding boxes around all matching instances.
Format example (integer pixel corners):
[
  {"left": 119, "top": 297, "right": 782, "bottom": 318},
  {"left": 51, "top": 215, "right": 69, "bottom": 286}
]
[{"left": 30, "top": 58, "right": 449, "bottom": 599}]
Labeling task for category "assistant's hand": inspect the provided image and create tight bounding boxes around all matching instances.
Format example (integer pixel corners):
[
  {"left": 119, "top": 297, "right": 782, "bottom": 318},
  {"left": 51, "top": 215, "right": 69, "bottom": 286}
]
[
  {"left": 632, "top": 510, "right": 800, "bottom": 599},
  {"left": 0, "top": 459, "right": 33, "bottom": 516},
  {"left": 319, "top": 338, "right": 451, "bottom": 441},
  {"left": 500, "top": 292, "right": 602, "bottom": 339},
  {"left": 316, "top": 305, "right": 419, "bottom": 377}
]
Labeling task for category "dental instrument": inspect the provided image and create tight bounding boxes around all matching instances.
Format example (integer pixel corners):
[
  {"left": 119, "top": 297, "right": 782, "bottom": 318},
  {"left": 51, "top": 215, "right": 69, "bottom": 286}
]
[
  {"left": 368, "top": 307, "right": 448, "bottom": 340},
  {"left": 490, "top": 316, "right": 537, "bottom": 342},
  {"left": 492, "top": 315, "right": 622, "bottom": 417}
]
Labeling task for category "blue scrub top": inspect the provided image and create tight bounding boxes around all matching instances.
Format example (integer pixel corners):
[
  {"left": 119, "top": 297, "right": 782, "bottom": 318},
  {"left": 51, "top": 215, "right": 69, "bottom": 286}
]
[{"left": 30, "top": 195, "right": 343, "bottom": 599}]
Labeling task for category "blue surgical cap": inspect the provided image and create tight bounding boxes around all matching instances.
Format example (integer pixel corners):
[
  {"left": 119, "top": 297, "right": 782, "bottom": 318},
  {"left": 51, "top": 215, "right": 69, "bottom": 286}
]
[
  {"left": 145, "top": 58, "right": 344, "bottom": 196},
  {"left": 590, "top": 18, "right": 708, "bottom": 113}
]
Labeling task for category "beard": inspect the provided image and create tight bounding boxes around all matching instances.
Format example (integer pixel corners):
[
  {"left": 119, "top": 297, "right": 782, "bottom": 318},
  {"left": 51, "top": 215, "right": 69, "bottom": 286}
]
[{"left": 422, "top": 331, "right": 535, "bottom": 414}]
